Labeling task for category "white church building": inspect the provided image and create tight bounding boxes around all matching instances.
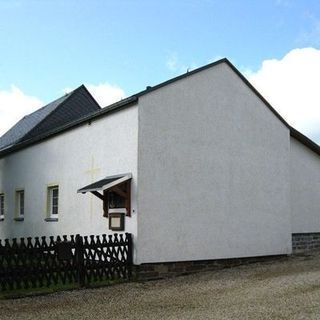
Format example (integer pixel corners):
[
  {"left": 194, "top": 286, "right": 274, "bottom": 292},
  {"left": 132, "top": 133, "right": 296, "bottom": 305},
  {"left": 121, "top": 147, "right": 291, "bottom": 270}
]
[{"left": 0, "top": 58, "right": 319, "bottom": 267}]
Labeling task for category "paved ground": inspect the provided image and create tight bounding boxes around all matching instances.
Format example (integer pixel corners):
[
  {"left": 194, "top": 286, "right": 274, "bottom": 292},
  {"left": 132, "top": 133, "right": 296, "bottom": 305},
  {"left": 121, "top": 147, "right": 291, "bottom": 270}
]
[{"left": 1, "top": 253, "right": 320, "bottom": 320}]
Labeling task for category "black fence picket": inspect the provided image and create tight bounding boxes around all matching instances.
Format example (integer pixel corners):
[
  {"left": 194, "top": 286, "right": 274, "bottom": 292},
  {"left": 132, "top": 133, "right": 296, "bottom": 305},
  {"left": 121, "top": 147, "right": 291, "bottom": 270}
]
[{"left": 0, "top": 233, "right": 133, "bottom": 291}]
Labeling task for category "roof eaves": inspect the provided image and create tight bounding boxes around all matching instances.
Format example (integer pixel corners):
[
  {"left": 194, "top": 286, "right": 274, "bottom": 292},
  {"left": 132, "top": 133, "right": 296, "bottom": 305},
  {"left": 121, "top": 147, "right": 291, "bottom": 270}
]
[
  {"left": 290, "top": 126, "right": 320, "bottom": 156},
  {"left": 0, "top": 95, "right": 138, "bottom": 158},
  {"left": 136, "top": 58, "right": 230, "bottom": 97},
  {"left": 222, "top": 59, "right": 290, "bottom": 130}
]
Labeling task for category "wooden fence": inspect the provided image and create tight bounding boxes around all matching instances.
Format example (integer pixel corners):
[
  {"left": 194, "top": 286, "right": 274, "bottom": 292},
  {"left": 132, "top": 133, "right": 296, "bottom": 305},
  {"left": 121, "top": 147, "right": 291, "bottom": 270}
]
[{"left": 0, "top": 233, "right": 133, "bottom": 291}]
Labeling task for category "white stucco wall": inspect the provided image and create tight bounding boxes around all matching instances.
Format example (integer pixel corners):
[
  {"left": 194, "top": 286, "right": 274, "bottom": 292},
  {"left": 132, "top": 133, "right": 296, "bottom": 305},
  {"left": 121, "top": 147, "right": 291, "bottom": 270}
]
[
  {"left": 290, "top": 138, "right": 320, "bottom": 233},
  {"left": 0, "top": 106, "right": 138, "bottom": 260},
  {"left": 137, "top": 62, "right": 292, "bottom": 264}
]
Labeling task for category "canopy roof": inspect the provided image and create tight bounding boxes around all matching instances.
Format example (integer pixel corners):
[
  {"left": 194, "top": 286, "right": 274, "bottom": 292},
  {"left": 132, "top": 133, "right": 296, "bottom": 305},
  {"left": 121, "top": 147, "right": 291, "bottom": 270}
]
[{"left": 77, "top": 173, "right": 132, "bottom": 194}]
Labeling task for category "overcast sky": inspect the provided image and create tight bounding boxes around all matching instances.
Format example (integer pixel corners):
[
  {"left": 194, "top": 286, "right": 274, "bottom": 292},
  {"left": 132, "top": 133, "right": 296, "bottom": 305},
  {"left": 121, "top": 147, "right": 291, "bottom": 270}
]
[{"left": 0, "top": 0, "right": 320, "bottom": 144}]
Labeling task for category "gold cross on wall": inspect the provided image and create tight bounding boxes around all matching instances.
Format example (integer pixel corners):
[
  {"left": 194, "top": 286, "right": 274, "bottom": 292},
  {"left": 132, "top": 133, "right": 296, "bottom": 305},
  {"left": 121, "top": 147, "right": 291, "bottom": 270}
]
[
  {"left": 85, "top": 156, "right": 101, "bottom": 182},
  {"left": 85, "top": 157, "right": 101, "bottom": 219}
]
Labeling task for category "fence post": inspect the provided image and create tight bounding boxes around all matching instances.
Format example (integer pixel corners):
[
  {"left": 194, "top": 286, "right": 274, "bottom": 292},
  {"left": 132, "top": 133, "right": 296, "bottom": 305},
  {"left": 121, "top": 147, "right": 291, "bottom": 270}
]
[
  {"left": 75, "top": 234, "right": 85, "bottom": 287},
  {"left": 126, "top": 233, "right": 133, "bottom": 279}
]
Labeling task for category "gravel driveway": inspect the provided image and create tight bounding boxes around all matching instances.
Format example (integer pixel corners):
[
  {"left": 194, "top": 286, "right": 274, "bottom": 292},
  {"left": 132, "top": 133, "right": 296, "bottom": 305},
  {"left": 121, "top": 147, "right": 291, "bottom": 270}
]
[{"left": 1, "top": 253, "right": 320, "bottom": 320}]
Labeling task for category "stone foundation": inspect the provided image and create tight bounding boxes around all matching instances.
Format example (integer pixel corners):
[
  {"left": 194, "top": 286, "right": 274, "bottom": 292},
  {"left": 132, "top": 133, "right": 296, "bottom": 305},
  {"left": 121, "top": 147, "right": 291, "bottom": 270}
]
[
  {"left": 133, "top": 234, "right": 320, "bottom": 281},
  {"left": 292, "top": 233, "right": 320, "bottom": 253},
  {"left": 134, "top": 255, "right": 287, "bottom": 281}
]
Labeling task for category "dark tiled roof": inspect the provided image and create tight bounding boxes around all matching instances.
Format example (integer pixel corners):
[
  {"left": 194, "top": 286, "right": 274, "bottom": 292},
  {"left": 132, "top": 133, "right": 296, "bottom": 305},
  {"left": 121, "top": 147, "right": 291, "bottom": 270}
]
[
  {"left": 0, "top": 85, "right": 100, "bottom": 151},
  {"left": 0, "top": 94, "right": 69, "bottom": 150}
]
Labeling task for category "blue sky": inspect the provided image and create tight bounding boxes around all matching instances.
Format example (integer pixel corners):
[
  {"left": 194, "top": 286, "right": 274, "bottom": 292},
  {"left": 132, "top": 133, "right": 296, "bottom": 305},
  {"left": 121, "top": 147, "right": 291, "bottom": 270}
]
[{"left": 1, "top": 0, "right": 320, "bottom": 142}]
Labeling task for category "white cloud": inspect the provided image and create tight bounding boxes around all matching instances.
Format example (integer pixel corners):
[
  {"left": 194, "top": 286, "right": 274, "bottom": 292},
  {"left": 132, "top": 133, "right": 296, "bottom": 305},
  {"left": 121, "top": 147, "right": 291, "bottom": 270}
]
[
  {"left": 0, "top": 85, "right": 43, "bottom": 136},
  {"left": 64, "top": 82, "right": 125, "bottom": 108},
  {"left": 85, "top": 83, "right": 125, "bottom": 107},
  {"left": 246, "top": 47, "right": 320, "bottom": 143}
]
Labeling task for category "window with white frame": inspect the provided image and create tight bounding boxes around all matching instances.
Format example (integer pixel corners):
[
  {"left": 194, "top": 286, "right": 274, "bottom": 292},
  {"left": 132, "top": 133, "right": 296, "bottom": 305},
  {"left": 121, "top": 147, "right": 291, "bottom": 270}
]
[
  {"left": 47, "top": 186, "right": 59, "bottom": 218},
  {"left": 0, "top": 193, "right": 4, "bottom": 220},
  {"left": 16, "top": 190, "right": 25, "bottom": 219}
]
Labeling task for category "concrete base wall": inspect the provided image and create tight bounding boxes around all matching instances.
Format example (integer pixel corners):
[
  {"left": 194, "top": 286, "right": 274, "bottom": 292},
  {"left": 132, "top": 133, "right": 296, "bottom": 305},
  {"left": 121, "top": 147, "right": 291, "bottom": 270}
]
[
  {"left": 134, "top": 255, "right": 288, "bottom": 281},
  {"left": 292, "top": 233, "right": 320, "bottom": 253},
  {"left": 135, "top": 233, "right": 320, "bottom": 281}
]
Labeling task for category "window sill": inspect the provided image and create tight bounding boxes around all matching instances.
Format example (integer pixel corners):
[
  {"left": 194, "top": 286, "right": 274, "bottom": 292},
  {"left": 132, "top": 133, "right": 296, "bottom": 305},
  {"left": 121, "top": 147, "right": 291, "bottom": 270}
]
[
  {"left": 45, "top": 217, "right": 59, "bottom": 222},
  {"left": 14, "top": 217, "right": 24, "bottom": 221}
]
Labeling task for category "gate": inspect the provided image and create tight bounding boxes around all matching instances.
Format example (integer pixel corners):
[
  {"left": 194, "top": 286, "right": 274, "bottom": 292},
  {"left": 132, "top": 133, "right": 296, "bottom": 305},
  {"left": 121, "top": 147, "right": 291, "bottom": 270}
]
[{"left": 0, "top": 233, "right": 133, "bottom": 291}]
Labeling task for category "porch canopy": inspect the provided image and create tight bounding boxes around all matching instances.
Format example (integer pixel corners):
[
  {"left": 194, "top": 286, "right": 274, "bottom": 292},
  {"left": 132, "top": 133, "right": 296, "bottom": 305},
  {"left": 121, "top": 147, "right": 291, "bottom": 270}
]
[{"left": 77, "top": 173, "right": 132, "bottom": 200}]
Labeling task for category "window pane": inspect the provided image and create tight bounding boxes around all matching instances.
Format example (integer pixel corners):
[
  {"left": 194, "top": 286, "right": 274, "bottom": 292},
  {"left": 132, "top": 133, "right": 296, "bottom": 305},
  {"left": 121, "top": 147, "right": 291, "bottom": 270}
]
[
  {"left": 52, "top": 189, "right": 58, "bottom": 198},
  {"left": 19, "top": 192, "right": 24, "bottom": 216},
  {"left": 49, "top": 186, "right": 59, "bottom": 216},
  {"left": 52, "top": 206, "right": 58, "bottom": 215},
  {"left": 0, "top": 194, "right": 4, "bottom": 216}
]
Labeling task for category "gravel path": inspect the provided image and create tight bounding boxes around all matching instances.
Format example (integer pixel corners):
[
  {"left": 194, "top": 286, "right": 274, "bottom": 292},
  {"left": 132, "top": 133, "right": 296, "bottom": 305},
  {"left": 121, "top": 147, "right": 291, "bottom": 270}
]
[{"left": 1, "top": 253, "right": 320, "bottom": 320}]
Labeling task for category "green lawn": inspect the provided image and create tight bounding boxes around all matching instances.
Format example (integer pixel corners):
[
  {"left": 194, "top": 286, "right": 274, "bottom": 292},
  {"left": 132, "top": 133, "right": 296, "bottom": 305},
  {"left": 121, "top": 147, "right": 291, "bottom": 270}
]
[{"left": 0, "top": 278, "right": 126, "bottom": 299}]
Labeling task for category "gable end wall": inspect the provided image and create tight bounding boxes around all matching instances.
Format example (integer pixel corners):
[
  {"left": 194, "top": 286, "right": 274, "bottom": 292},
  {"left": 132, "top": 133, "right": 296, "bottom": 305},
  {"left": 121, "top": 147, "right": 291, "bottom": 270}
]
[{"left": 137, "top": 62, "right": 292, "bottom": 264}]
